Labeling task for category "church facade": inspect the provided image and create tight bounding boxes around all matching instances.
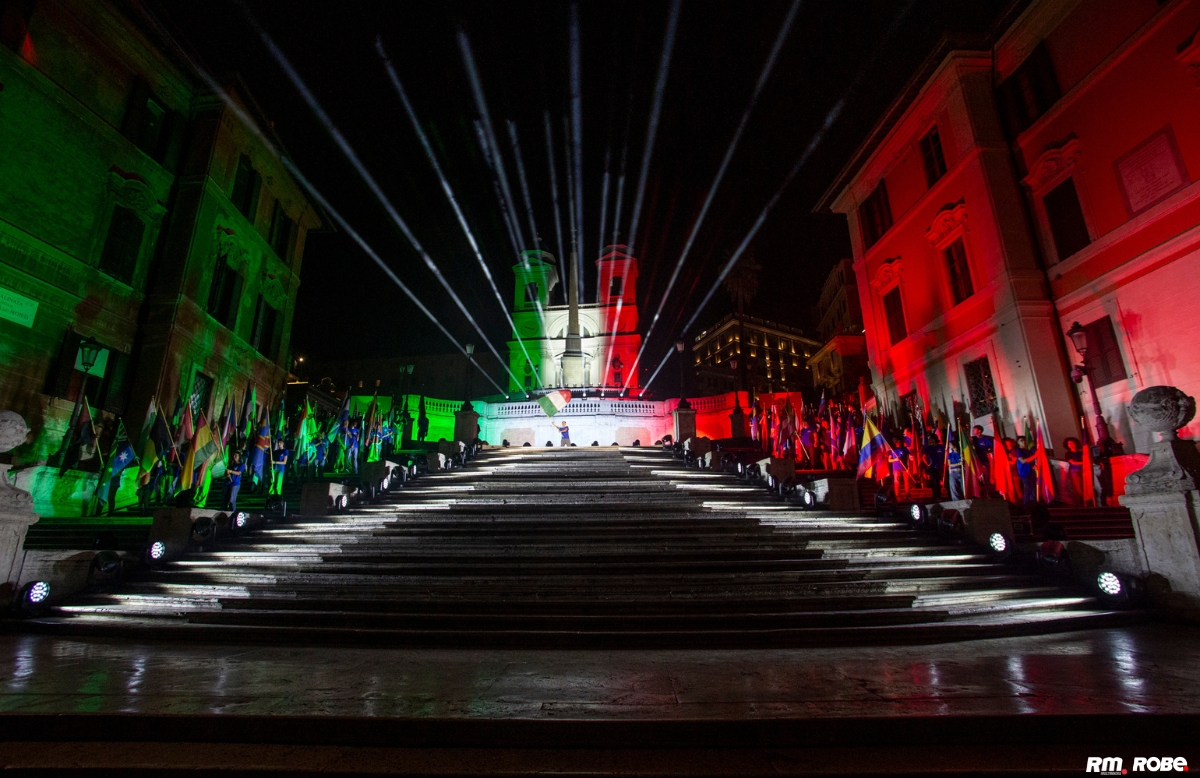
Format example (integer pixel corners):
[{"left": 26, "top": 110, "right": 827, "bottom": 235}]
[{"left": 507, "top": 246, "right": 642, "bottom": 394}]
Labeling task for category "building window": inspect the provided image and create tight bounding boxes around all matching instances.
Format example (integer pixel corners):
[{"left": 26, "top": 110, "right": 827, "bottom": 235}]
[
  {"left": 206, "top": 256, "right": 243, "bottom": 330},
  {"left": 609, "top": 276, "right": 623, "bottom": 297},
  {"left": 269, "top": 200, "right": 294, "bottom": 261},
  {"left": 524, "top": 282, "right": 540, "bottom": 306},
  {"left": 964, "top": 356, "right": 999, "bottom": 417},
  {"left": 1081, "top": 316, "right": 1127, "bottom": 389},
  {"left": 190, "top": 371, "right": 214, "bottom": 419},
  {"left": 98, "top": 206, "right": 145, "bottom": 286},
  {"left": 944, "top": 237, "right": 974, "bottom": 305},
  {"left": 859, "top": 180, "right": 893, "bottom": 251},
  {"left": 882, "top": 286, "right": 907, "bottom": 346},
  {"left": 920, "top": 125, "right": 947, "bottom": 188},
  {"left": 231, "top": 155, "right": 262, "bottom": 222},
  {"left": 996, "top": 42, "right": 1060, "bottom": 138},
  {"left": 250, "top": 294, "right": 281, "bottom": 361},
  {"left": 44, "top": 331, "right": 132, "bottom": 414},
  {"left": 0, "top": 0, "right": 33, "bottom": 52},
  {"left": 1043, "top": 177, "right": 1091, "bottom": 261}
]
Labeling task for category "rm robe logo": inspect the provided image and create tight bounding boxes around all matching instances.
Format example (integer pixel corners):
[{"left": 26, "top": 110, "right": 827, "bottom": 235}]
[{"left": 1086, "top": 757, "right": 1189, "bottom": 773}]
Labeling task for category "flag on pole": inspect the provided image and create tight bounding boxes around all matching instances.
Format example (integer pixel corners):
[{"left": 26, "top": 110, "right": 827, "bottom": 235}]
[
  {"left": 1035, "top": 423, "right": 1055, "bottom": 503},
  {"left": 137, "top": 398, "right": 158, "bottom": 485},
  {"left": 139, "top": 402, "right": 176, "bottom": 485},
  {"left": 182, "top": 412, "right": 217, "bottom": 491},
  {"left": 328, "top": 394, "right": 350, "bottom": 443},
  {"left": 109, "top": 420, "right": 138, "bottom": 481},
  {"left": 856, "top": 417, "right": 891, "bottom": 481},
  {"left": 537, "top": 389, "right": 572, "bottom": 418},
  {"left": 174, "top": 402, "right": 193, "bottom": 463},
  {"left": 249, "top": 409, "right": 272, "bottom": 483},
  {"left": 1080, "top": 420, "right": 1097, "bottom": 506},
  {"left": 991, "top": 434, "right": 1018, "bottom": 503},
  {"left": 242, "top": 385, "right": 257, "bottom": 442}
]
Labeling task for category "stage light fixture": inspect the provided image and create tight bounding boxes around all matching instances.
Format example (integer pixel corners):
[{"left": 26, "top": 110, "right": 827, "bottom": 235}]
[
  {"left": 234, "top": 512, "right": 248, "bottom": 529},
  {"left": 1097, "top": 571, "right": 1122, "bottom": 597},
  {"left": 25, "top": 581, "right": 49, "bottom": 604},
  {"left": 909, "top": 503, "right": 926, "bottom": 523},
  {"left": 988, "top": 532, "right": 1008, "bottom": 554},
  {"left": 148, "top": 541, "right": 166, "bottom": 561}
]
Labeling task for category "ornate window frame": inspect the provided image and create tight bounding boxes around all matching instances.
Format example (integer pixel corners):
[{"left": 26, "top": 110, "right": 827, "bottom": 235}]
[
  {"left": 870, "top": 256, "right": 908, "bottom": 347},
  {"left": 1022, "top": 137, "right": 1096, "bottom": 266},
  {"left": 925, "top": 199, "right": 976, "bottom": 311},
  {"left": 90, "top": 170, "right": 167, "bottom": 290}
]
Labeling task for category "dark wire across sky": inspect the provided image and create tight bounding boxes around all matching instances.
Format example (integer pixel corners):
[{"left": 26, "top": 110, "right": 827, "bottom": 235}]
[{"left": 151, "top": 0, "right": 1013, "bottom": 392}]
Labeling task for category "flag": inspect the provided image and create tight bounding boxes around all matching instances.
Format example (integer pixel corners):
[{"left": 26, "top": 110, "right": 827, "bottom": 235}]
[
  {"left": 139, "top": 403, "right": 176, "bottom": 485},
  {"left": 242, "top": 385, "right": 257, "bottom": 442},
  {"left": 957, "top": 424, "right": 979, "bottom": 499},
  {"left": 182, "top": 412, "right": 217, "bottom": 491},
  {"left": 109, "top": 420, "right": 138, "bottom": 481},
  {"left": 990, "top": 425, "right": 1017, "bottom": 503},
  {"left": 856, "top": 417, "right": 891, "bottom": 481},
  {"left": 249, "top": 410, "right": 272, "bottom": 482},
  {"left": 363, "top": 392, "right": 378, "bottom": 444},
  {"left": 537, "top": 389, "right": 572, "bottom": 418},
  {"left": 174, "top": 402, "right": 193, "bottom": 463},
  {"left": 137, "top": 398, "right": 158, "bottom": 485},
  {"left": 328, "top": 394, "right": 350, "bottom": 443},
  {"left": 1035, "top": 423, "right": 1055, "bottom": 503}
]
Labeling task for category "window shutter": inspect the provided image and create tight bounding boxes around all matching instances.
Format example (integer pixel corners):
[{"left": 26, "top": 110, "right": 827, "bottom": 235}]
[
  {"left": 101, "top": 350, "right": 132, "bottom": 415},
  {"left": 45, "top": 330, "right": 82, "bottom": 398}
]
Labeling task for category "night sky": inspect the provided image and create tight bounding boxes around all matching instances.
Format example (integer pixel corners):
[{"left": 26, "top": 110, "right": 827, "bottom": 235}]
[{"left": 150, "top": 0, "right": 1012, "bottom": 391}]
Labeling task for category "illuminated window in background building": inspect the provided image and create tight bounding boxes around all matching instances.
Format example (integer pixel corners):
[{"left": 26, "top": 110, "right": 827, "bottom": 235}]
[
  {"left": 609, "top": 276, "right": 623, "bottom": 296},
  {"left": 1081, "top": 316, "right": 1127, "bottom": 388},
  {"left": 920, "top": 125, "right": 947, "bottom": 187},
  {"left": 98, "top": 206, "right": 144, "bottom": 287},
  {"left": 190, "top": 371, "right": 214, "bottom": 418},
  {"left": 1043, "top": 177, "right": 1091, "bottom": 261},
  {"left": 859, "top": 180, "right": 893, "bottom": 250},
  {"left": 883, "top": 287, "right": 907, "bottom": 346},
  {"left": 964, "top": 356, "right": 998, "bottom": 417},
  {"left": 250, "top": 294, "right": 281, "bottom": 361},
  {"left": 944, "top": 237, "right": 974, "bottom": 305}
]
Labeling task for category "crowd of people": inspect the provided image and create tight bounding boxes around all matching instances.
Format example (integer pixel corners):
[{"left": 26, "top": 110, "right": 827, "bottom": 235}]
[{"left": 747, "top": 392, "right": 1098, "bottom": 507}]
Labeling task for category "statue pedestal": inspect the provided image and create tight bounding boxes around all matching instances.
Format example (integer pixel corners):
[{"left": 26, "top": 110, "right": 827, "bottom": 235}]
[
  {"left": 1119, "top": 386, "right": 1200, "bottom": 610},
  {"left": 673, "top": 405, "right": 696, "bottom": 444},
  {"left": 729, "top": 405, "right": 747, "bottom": 438},
  {"left": 0, "top": 464, "right": 39, "bottom": 589},
  {"left": 454, "top": 408, "right": 480, "bottom": 446}
]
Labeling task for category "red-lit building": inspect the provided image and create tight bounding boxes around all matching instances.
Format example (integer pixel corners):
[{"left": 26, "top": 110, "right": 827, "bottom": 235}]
[{"left": 818, "top": 0, "right": 1200, "bottom": 458}]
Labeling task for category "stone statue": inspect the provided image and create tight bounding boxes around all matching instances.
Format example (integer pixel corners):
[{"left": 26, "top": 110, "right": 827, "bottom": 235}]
[
  {"left": 0, "top": 410, "right": 33, "bottom": 512},
  {"left": 1124, "top": 386, "right": 1200, "bottom": 495},
  {"left": 0, "top": 410, "right": 37, "bottom": 587}
]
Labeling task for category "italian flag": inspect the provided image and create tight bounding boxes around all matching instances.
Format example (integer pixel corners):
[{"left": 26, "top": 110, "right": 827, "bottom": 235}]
[{"left": 537, "top": 389, "right": 572, "bottom": 418}]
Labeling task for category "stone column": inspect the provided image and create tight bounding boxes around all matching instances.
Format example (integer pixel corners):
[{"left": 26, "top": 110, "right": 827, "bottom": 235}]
[
  {"left": 0, "top": 412, "right": 38, "bottom": 593},
  {"left": 673, "top": 403, "right": 696, "bottom": 444},
  {"left": 454, "top": 406, "right": 480, "bottom": 446},
  {"left": 1120, "top": 386, "right": 1200, "bottom": 610}
]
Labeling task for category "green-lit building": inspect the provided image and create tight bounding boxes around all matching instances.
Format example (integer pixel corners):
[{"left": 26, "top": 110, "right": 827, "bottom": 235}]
[{"left": 0, "top": 0, "right": 321, "bottom": 478}]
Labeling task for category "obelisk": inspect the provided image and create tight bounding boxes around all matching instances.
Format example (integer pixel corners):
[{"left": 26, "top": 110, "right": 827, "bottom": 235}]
[{"left": 561, "top": 251, "right": 584, "bottom": 386}]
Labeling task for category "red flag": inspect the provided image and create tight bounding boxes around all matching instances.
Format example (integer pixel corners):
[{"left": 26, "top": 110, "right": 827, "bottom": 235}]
[
  {"left": 1035, "top": 423, "right": 1055, "bottom": 503},
  {"left": 173, "top": 402, "right": 193, "bottom": 463},
  {"left": 991, "top": 437, "right": 1017, "bottom": 503}
]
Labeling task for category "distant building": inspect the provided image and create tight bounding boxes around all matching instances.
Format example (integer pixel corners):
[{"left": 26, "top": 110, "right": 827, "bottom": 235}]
[
  {"left": 508, "top": 246, "right": 642, "bottom": 394},
  {"left": 817, "top": 0, "right": 1200, "bottom": 455},
  {"left": 808, "top": 260, "right": 871, "bottom": 399},
  {"left": 692, "top": 314, "right": 820, "bottom": 396},
  {"left": 0, "top": 0, "right": 321, "bottom": 467}
]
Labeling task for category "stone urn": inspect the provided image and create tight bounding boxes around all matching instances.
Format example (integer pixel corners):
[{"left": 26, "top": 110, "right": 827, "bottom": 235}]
[{"left": 1125, "top": 386, "right": 1200, "bottom": 495}]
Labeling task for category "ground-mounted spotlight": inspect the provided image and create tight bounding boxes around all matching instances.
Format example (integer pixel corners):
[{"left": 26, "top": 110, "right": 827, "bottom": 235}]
[
  {"left": 936, "top": 509, "right": 963, "bottom": 540},
  {"left": 1035, "top": 539, "right": 1070, "bottom": 580},
  {"left": 20, "top": 580, "right": 50, "bottom": 612},
  {"left": 1094, "top": 570, "right": 1142, "bottom": 607},
  {"left": 146, "top": 540, "right": 167, "bottom": 565},
  {"left": 190, "top": 516, "right": 215, "bottom": 544},
  {"left": 796, "top": 487, "right": 817, "bottom": 510},
  {"left": 233, "top": 511, "right": 249, "bottom": 530},
  {"left": 986, "top": 531, "right": 1014, "bottom": 560},
  {"left": 909, "top": 503, "right": 928, "bottom": 525}
]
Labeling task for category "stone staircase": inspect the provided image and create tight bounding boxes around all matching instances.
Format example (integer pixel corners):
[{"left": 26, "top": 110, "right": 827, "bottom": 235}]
[{"left": 18, "top": 447, "right": 1138, "bottom": 647}]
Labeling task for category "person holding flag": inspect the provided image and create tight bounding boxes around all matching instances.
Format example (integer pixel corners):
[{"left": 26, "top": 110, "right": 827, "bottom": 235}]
[
  {"left": 270, "top": 438, "right": 288, "bottom": 496},
  {"left": 1015, "top": 434, "right": 1038, "bottom": 503},
  {"left": 248, "top": 410, "right": 272, "bottom": 490},
  {"left": 856, "top": 416, "right": 891, "bottom": 481},
  {"left": 946, "top": 439, "right": 965, "bottom": 500}
]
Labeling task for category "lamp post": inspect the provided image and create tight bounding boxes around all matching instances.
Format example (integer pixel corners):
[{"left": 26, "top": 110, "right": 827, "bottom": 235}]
[
  {"left": 1066, "top": 321, "right": 1117, "bottom": 449},
  {"left": 462, "top": 343, "right": 475, "bottom": 411},
  {"left": 675, "top": 337, "right": 690, "bottom": 409},
  {"left": 400, "top": 363, "right": 414, "bottom": 447},
  {"left": 58, "top": 339, "right": 101, "bottom": 467}
]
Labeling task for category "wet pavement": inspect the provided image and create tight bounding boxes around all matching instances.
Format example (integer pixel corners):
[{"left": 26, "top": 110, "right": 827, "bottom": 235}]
[{"left": 1, "top": 623, "right": 1198, "bottom": 719}]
